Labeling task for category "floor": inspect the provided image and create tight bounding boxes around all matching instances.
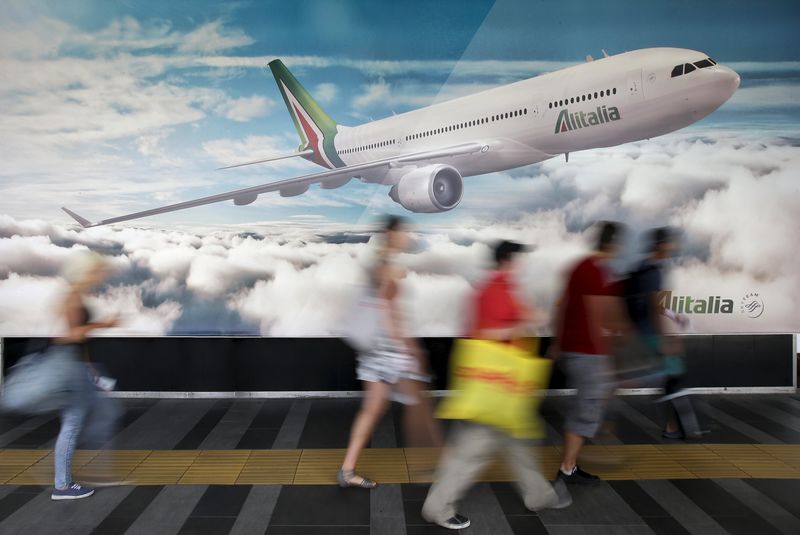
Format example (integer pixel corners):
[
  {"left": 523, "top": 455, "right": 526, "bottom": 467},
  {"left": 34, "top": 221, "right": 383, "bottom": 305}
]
[{"left": 0, "top": 394, "right": 798, "bottom": 534}]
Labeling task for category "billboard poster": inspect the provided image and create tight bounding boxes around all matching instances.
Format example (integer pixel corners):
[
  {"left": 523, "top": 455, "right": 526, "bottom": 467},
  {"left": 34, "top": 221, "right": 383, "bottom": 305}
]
[{"left": 1, "top": 0, "right": 798, "bottom": 337}]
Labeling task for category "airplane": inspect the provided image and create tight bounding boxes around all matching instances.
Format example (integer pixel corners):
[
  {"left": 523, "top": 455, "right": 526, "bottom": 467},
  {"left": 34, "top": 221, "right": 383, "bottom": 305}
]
[{"left": 62, "top": 48, "right": 740, "bottom": 227}]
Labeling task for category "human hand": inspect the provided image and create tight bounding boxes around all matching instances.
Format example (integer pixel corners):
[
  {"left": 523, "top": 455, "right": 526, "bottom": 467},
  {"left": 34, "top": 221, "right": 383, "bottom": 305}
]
[{"left": 102, "top": 315, "right": 121, "bottom": 329}]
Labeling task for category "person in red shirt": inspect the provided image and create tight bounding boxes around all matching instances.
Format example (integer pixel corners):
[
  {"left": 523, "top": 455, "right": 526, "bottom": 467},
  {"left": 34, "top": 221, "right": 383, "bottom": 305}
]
[
  {"left": 551, "top": 221, "right": 627, "bottom": 485},
  {"left": 422, "top": 240, "right": 571, "bottom": 530}
]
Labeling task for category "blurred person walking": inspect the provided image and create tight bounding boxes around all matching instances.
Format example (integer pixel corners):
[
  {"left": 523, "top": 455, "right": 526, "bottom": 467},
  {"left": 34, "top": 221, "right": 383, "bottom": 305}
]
[
  {"left": 338, "top": 216, "right": 440, "bottom": 489},
  {"left": 626, "top": 227, "right": 706, "bottom": 439},
  {"left": 551, "top": 221, "right": 627, "bottom": 484},
  {"left": 422, "top": 240, "right": 571, "bottom": 530},
  {"left": 51, "top": 252, "right": 121, "bottom": 500}
]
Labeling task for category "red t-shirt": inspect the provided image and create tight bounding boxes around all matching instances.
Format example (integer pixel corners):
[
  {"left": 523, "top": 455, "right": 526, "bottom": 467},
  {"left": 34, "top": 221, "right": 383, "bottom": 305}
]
[
  {"left": 472, "top": 271, "right": 524, "bottom": 337},
  {"left": 559, "top": 256, "right": 614, "bottom": 355}
]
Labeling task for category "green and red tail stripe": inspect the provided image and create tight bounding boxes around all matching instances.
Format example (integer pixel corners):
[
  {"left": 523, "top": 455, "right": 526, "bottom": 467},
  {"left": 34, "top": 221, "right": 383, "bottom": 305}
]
[{"left": 268, "top": 59, "right": 345, "bottom": 169}]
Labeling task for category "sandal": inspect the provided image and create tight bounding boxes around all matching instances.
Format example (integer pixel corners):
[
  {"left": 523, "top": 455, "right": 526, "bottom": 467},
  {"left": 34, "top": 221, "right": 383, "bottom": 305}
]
[{"left": 337, "top": 468, "right": 378, "bottom": 489}]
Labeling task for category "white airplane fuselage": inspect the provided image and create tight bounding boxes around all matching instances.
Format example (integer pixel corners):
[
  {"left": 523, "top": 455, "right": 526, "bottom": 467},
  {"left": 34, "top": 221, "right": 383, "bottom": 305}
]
[
  {"left": 333, "top": 48, "right": 740, "bottom": 183},
  {"left": 61, "top": 48, "right": 740, "bottom": 227}
]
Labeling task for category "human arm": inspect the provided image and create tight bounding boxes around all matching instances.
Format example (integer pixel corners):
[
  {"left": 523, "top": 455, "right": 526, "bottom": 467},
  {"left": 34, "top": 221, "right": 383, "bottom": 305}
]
[{"left": 57, "top": 292, "right": 119, "bottom": 345}]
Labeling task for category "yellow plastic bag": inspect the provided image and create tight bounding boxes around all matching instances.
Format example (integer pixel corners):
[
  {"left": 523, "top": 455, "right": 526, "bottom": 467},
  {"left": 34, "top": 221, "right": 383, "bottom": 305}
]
[{"left": 436, "top": 338, "right": 552, "bottom": 439}]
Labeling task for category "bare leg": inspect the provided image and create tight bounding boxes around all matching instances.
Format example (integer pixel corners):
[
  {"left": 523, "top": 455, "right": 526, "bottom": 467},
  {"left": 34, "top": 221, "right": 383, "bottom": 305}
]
[
  {"left": 560, "top": 431, "right": 585, "bottom": 472},
  {"left": 342, "top": 381, "right": 392, "bottom": 479},
  {"left": 399, "top": 379, "right": 443, "bottom": 447}
]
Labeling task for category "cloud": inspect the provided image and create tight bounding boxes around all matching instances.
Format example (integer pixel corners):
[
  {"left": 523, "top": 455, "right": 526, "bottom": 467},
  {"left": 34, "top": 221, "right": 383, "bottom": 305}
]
[
  {"left": 176, "top": 20, "right": 254, "bottom": 53},
  {"left": 728, "top": 84, "right": 800, "bottom": 109},
  {"left": 315, "top": 83, "right": 337, "bottom": 103},
  {"left": 351, "top": 79, "right": 498, "bottom": 111},
  {"left": 214, "top": 95, "right": 275, "bottom": 122},
  {"left": 2, "top": 127, "right": 799, "bottom": 340},
  {"left": 202, "top": 135, "right": 300, "bottom": 167}
]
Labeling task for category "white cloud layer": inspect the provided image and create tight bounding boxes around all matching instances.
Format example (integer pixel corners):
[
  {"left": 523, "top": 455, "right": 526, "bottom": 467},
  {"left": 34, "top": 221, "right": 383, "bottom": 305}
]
[{"left": 0, "top": 129, "right": 798, "bottom": 337}]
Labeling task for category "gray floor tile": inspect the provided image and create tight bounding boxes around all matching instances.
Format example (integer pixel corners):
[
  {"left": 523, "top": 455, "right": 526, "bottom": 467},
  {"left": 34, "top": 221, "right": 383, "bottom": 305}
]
[
  {"left": 539, "top": 481, "right": 644, "bottom": 526},
  {"left": 544, "top": 525, "right": 655, "bottom": 535},
  {"left": 636, "top": 480, "right": 728, "bottom": 535},
  {"left": 371, "top": 484, "right": 406, "bottom": 535},
  {"left": 713, "top": 478, "right": 800, "bottom": 535},
  {"left": 229, "top": 485, "right": 281, "bottom": 535},
  {"left": 0, "top": 485, "right": 132, "bottom": 535},
  {"left": 198, "top": 401, "right": 261, "bottom": 449},
  {"left": 693, "top": 400, "right": 783, "bottom": 444},
  {"left": 273, "top": 401, "right": 312, "bottom": 450},
  {"left": 113, "top": 400, "right": 216, "bottom": 449},
  {"left": 458, "top": 483, "right": 514, "bottom": 535},
  {"left": 124, "top": 485, "right": 207, "bottom": 535}
]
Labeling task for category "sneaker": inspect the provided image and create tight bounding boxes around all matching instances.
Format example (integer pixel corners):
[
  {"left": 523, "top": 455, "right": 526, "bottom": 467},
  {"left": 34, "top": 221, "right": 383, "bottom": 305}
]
[
  {"left": 52, "top": 483, "right": 95, "bottom": 500},
  {"left": 662, "top": 429, "right": 711, "bottom": 440},
  {"left": 550, "top": 479, "right": 573, "bottom": 509},
  {"left": 434, "top": 514, "right": 471, "bottom": 530},
  {"left": 686, "top": 429, "right": 711, "bottom": 439},
  {"left": 556, "top": 465, "right": 600, "bottom": 485}
]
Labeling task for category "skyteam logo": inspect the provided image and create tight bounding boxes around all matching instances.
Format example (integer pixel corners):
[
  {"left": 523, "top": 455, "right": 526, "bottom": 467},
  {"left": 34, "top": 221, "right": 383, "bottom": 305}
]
[
  {"left": 740, "top": 292, "right": 765, "bottom": 318},
  {"left": 554, "top": 106, "right": 621, "bottom": 134}
]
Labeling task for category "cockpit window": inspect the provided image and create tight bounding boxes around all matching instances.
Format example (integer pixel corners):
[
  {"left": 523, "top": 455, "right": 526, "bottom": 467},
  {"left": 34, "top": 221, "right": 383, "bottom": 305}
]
[{"left": 672, "top": 57, "right": 715, "bottom": 78}]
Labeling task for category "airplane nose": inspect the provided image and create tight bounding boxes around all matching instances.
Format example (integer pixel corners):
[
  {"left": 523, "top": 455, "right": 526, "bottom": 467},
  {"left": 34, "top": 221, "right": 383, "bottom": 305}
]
[{"left": 716, "top": 65, "right": 740, "bottom": 98}]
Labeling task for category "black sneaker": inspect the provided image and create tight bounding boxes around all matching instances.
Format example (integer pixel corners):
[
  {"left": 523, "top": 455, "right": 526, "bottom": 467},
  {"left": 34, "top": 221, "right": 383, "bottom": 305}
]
[
  {"left": 435, "top": 514, "right": 471, "bottom": 530},
  {"left": 557, "top": 465, "right": 600, "bottom": 485}
]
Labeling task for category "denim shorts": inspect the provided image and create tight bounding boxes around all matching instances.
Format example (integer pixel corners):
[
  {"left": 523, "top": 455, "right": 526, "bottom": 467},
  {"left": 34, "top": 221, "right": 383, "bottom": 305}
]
[{"left": 560, "top": 352, "right": 614, "bottom": 438}]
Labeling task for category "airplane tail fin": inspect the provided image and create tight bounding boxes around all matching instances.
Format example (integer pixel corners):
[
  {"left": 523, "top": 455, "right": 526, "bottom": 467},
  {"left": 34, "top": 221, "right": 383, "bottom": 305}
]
[{"left": 268, "top": 59, "right": 342, "bottom": 168}]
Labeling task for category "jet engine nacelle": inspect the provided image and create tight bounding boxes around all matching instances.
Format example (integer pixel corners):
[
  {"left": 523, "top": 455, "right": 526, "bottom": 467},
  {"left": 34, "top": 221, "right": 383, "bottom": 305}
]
[{"left": 389, "top": 165, "right": 463, "bottom": 213}]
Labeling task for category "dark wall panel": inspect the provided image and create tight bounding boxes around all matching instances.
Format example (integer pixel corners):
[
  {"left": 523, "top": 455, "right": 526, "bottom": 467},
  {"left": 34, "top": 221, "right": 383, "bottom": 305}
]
[{"left": 1, "top": 335, "right": 794, "bottom": 392}]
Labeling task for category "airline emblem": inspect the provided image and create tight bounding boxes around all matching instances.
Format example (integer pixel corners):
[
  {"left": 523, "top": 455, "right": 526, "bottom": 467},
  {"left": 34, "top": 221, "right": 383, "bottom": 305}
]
[{"left": 555, "top": 105, "right": 620, "bottom": 134}]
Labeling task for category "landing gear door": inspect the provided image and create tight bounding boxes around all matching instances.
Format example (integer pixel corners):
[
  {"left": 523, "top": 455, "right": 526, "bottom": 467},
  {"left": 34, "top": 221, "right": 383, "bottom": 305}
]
[{"left": 627, "top": 69, "right": 643, "bottom": 101}]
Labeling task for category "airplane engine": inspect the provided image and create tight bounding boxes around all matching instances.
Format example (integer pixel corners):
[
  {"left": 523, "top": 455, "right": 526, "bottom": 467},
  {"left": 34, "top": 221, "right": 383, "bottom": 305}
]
[{"left": 389, "top": 165, "right": 463, "bottom": 213}]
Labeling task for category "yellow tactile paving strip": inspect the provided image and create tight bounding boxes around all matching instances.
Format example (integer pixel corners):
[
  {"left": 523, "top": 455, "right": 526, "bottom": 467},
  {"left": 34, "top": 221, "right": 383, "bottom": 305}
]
[{"left": 1, "top": 444, "right": 798, "bottom": 486}]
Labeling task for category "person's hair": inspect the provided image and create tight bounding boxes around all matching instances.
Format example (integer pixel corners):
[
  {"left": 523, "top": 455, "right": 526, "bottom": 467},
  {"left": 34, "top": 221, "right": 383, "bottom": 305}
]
[
  {"left": 382, "top": 215, "right": 406, "bottom": 233},
  {"left": 595, "top": 221, "right": 622, "bottom": 252},
  {"left": 61, "top": 251, "right": 108, "bottom": 285},
  {"left": 647, "top": 226, "right": 674, "bottom": 253},
  {"left": 493, "top": 240, "right": 524, "bottom": 267}
]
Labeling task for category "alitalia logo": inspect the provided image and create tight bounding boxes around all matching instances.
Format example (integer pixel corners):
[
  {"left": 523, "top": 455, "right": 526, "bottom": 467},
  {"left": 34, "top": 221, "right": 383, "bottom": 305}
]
[
  {"left": 658, "top": 291, "right": 733, "bottom": 314},
  {"left": 657, "top": 290, "right": 765, "bottom": 318},
  {"left": 555, "top": 105, "right": 620, "bottom": 134}
]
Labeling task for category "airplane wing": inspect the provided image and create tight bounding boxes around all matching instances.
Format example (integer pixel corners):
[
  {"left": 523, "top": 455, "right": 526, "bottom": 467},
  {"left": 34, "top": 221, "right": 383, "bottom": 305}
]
[
  {"left": 62, "top": 142, "right": 488, "bottom": 227},
  {"left": 215, "top": 149, "right": 315, "bottom": 170}
]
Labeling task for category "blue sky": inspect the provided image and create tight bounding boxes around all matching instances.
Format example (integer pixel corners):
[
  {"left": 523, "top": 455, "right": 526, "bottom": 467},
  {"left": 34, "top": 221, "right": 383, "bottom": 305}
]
[{"left": 0, "top": 0, "right": 798, "bottom": 227}]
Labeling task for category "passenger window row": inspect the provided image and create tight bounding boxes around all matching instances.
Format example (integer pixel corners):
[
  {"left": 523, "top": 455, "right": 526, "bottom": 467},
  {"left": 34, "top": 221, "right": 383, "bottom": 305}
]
[
  {"left": 339, "top": 139, "right": 397, "bottom": 155},
  {"left": 549, "top": 87, "right": 617, "bottom": 109},
  {"left": 671, "top": 57, "right": 717, "bottom": 78},
  {"left": 404, "top": 108, "right": 528, "bottom": 142}
]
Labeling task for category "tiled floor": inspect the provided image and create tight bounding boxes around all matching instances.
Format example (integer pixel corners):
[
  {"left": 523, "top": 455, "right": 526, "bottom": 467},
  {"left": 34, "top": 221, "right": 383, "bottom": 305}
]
[
  {"left": 1, "top": 444, "right": 799, "bottom": 486},
  {"left": 0, "top": 394, "right": 797, "bottom": 534}
]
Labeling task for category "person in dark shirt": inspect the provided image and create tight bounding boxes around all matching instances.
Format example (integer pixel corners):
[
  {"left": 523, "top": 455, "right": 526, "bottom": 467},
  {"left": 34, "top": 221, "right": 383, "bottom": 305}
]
[
  {"left": 551, "top": 221, "right": 628, "bottom": 485},
  {"left": 422, "top": 240, "right": 571, "bottom": 530},
  {"left": 631, "top": 227, "right": 705, "bottom": 439}
]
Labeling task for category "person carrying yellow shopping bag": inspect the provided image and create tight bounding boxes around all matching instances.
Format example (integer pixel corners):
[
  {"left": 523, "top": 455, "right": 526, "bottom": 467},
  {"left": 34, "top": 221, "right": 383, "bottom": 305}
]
[{"left": 422, "top": 241, "right": 572, "bottom": 531}]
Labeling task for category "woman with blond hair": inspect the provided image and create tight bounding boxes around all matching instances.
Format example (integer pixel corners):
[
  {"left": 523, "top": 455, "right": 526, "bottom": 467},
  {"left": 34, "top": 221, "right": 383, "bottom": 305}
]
[
  {"left": 50, "top": 252, "right": 119, "bottom": 500},
  {"left": 338, "top": 216, "right": 441, "bottom": 488}
]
